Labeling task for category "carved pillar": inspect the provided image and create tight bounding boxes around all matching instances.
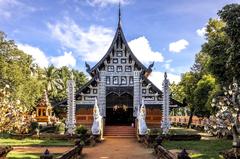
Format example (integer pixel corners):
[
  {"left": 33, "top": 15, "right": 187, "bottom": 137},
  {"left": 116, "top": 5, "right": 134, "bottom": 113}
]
[
  {"left": 133, "top": 71, "right": 141, "bottom": 117},
  {"left": 98, "top": 71, "right": 106, "bottom": 117},
  {"left": 161, "top": 72, "right": 171, "bottom": 134},
  {"left": 66, "top": 76, "right": 76, "bottom": 135}
]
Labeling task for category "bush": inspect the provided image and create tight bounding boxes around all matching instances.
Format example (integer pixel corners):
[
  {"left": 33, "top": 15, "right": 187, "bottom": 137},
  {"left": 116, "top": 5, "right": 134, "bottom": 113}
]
[
  {"left": 75, "top": 125, "right": 88, "bottom": 135},
  {"left": 148, "top": 128, "right": 163, "bottom": 136},
  {"left": 55, "top": 122, "right": 65, "bottom": 134},
  {"left": 30, "top": 122, "right": 39, "bottom": 132}
]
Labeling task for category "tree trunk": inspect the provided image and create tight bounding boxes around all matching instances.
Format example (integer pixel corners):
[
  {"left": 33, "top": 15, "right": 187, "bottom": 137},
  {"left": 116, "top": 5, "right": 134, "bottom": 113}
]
[{"left": 187, "top": 110, "right": 194, "bottom": 128}]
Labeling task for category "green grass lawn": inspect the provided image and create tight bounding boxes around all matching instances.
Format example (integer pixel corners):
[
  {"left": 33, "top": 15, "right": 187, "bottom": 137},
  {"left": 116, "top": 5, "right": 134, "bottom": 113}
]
[
  {"left": 170, "top": 127, "right": 200, "bottom": 135},
  {"left": 7, "top": 152, "right": 61, "bottom": 159},
  {"left": 163, "top": 139, "right": 232, "bottom": 159},
  {"left": 0, "top": 138, "right": 74, "bottom": 146},
  {"left": 0, "top": 138, "right": 74, "bottom": 158}
]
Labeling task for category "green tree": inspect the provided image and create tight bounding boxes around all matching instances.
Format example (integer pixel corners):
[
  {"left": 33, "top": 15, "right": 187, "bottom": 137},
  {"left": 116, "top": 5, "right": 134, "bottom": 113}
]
[
  {"left": 170, "top": 82, "right": 186, "bottom": 116},
  {"left": 202, "top": 18, "right": 231, "bottom": 86},
  {"left": 0, "top": 32, "right": 43, "bottom": 111},
  {"left": 193, "top": 74, "right": 218, "bottom": 117},
  {"left": 218, "top": 4, "right": 240, "bottom": 82},
  {"left": 0, "top": 32, "right": 43, "bottom": 133},
  {"left": 179, "top": 71, "right": 200, "bottom": 127}
]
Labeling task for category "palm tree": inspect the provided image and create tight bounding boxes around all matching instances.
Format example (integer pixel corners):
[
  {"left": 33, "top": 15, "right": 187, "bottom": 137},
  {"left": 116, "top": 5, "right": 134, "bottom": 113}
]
[{"left": 42, "top": 65, "right": 62, "bottom": 98}]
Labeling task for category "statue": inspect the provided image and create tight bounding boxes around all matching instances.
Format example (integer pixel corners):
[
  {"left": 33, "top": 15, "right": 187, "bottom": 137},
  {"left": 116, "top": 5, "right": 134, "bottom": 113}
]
[
  {"left": 138, "top": 99, "right": 148, "bottom": 135},
  {"left": 91, "top": 98, "right": 103, "bottom": 136}
]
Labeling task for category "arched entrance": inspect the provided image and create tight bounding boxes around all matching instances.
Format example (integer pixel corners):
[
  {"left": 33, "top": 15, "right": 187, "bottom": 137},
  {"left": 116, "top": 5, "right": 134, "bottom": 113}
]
[{"left": 106, "top": 92, "right": 134, "bottom": 125}]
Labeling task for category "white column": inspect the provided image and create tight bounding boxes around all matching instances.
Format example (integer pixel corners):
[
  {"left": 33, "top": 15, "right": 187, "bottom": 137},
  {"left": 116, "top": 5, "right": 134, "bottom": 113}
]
[
  {"left": 66, "top": 75, "right": 76, "bottom": 135},
  {"left": 133, "top": 71, "right": 141, "bottom": 117},
  {"left": 161, "top": 72, "right": 171, "bottom": 134},
  {"left": 98, "top": 71, "right": 106, "bottom": 117}
]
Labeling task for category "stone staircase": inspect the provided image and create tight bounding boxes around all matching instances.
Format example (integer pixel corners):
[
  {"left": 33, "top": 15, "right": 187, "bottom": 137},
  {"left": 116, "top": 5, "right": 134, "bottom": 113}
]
[{"left": 104, "top": 126, "right": 136, "bottom": 138}]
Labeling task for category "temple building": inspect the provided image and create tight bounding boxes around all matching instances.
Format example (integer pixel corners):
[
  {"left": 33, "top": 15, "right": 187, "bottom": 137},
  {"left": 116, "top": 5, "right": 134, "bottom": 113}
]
[{"left": 57, "top": 7, "right": 182, "bottom": 127}]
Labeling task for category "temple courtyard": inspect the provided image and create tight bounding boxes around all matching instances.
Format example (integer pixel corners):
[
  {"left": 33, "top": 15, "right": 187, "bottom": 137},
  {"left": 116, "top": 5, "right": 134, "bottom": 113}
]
[{"left": 2, "top": 127, "right": 232, "bottom": 159}]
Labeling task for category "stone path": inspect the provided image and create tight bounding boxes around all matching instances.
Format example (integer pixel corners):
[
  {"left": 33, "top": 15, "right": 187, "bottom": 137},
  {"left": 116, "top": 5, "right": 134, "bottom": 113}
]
[{"left": 82, "top": 137, "right": 155, "bottom": 159}]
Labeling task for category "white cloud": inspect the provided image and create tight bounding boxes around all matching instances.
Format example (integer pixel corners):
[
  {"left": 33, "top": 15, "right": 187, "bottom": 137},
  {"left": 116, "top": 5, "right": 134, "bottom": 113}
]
[
  {"left": 169, "top": 39, "right": 189, "bottom": 53},
  {"left": 47, "top": 18, "right": 114, "bottom": 62},
  {"left": 128, "top": 36, "right": 164, "bottom": 64},
  {"left": 48, "top": 19, "right": 164, "bottom": 64},
  {"left": 17, "top": 43, "right": 76, "bottom": 68},
  {"left": 148, "top": 71, "right": 181, "bottom": 90},
  {"left": 17, "top": 43, "right": 49, "bottom": 68},
  {"left": 196, "top": 27, "right": 206, "bottom": 38},
  {"left": 50, "top": 52, "right": 76, "bottom": 68},
  {"left": 87, "top": 0, "right": 130, "bottom": 7}
]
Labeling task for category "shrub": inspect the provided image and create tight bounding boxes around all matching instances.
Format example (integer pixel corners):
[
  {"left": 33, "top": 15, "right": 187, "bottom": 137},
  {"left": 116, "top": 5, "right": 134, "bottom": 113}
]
[
  {"left": 30, "top": 122, "right": 39, "bottom": 132},
  {"left": 75, "top": 125, "right": 88, "bottom": 135},
  {"left": 148, "top": 128, "right": 163, "bottom": 136},
  {"left": 55, "top": 122, "right": 65, "bottom": 134}
]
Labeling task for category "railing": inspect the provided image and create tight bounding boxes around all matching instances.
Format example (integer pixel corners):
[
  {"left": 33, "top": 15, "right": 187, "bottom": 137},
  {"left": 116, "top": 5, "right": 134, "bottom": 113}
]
[
  {"left": 40, "top": 142, "right": 83, "bottom": 159},
  {"left": 56, "top": 145, "right": 83, "bottom": 159},
  {"left": 170, "top": 116, "right": 208, "bottom": 127}
]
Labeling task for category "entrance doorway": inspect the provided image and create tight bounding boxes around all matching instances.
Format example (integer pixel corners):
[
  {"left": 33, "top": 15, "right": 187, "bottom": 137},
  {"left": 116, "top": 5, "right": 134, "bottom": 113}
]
[{"left": 106, "top": 92, "right": 134, "bottom": 125}]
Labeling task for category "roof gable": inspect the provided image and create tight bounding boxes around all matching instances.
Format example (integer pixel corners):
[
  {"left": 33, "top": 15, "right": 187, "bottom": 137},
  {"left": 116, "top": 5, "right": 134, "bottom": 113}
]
[{"left": 88, "top": 23, "right": 147, "bottom": 75}]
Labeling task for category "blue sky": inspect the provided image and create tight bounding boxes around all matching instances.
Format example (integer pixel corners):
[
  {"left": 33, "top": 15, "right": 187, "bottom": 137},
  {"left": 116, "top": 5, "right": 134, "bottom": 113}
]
[{"left": 0, "top": 0, "right": 239, "bottom": 87}]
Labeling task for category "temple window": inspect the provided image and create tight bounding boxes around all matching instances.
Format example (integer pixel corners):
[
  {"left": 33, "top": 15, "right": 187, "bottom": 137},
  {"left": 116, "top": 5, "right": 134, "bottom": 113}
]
[
  {"left": 108, "top": 66, "right": 114, "bottom": 72},
  {"left": 129, "top": 76, "right": 133, "bottom": 85},
  {"left": 113, "top": 58, "right": 118, "bottom": 64},
  {"left": 106, "top": 76, "right": 111, "bottom": 85},
  {"left": 117, "top": 66, "right": 122, "bottom": 72},
  {"left": 113, "top": 76, "right": 119, "bottom": 85},
  {"left": 117, "top": 51, "right": 122, "bottom": 57},
  {"left": 125, "top": 66, "right": 132, "bottom": 72},
  {"left": 121, "top": 76, "right": 127, "bottom": 85},
  {"left": 121, "top": 59, "right": 126, "bottom": 64}
]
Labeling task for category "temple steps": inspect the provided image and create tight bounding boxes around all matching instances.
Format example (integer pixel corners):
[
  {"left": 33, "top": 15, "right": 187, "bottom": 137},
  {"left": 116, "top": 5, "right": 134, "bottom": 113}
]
[{"left": 104, "top": 126, "right": 136, "bottom": 138}]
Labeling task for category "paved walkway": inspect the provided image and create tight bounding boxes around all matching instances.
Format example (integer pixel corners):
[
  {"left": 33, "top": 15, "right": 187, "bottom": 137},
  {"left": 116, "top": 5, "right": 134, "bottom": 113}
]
[{"left": 82, "top": 137, "right": 155, "bottom": 159}]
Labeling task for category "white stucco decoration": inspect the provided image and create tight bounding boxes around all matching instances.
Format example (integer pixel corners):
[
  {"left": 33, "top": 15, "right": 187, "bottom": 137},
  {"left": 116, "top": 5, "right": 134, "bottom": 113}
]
[
  {"left": 138, "top": 99, "right": 148, "bottom": 135},
  {"left": 66, "top": 73, "right": 76, "bottom": 135},
  {"left": 91, "top": 98, "right": 103, "bottom": 135},
  {"left": 161, "top": 72, "right": 171, "bottom": 134}
]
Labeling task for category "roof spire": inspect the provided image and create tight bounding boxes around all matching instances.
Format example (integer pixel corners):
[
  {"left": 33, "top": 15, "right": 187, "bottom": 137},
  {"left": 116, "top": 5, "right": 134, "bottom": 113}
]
[{"left": 118, "top": 1, "right": 121, "bottom": 25}]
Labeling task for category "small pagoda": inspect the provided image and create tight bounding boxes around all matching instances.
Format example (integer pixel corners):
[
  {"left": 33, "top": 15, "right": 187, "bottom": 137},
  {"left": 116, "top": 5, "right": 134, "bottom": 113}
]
[{"left": 35, "top": 90, "right": 53, "bottom": 123}]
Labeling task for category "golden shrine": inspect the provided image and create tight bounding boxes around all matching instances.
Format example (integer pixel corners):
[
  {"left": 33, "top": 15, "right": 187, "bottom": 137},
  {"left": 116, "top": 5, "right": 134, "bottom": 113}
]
[{"left": 35, "top": 90, "right": 53, "bottom": 123}]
